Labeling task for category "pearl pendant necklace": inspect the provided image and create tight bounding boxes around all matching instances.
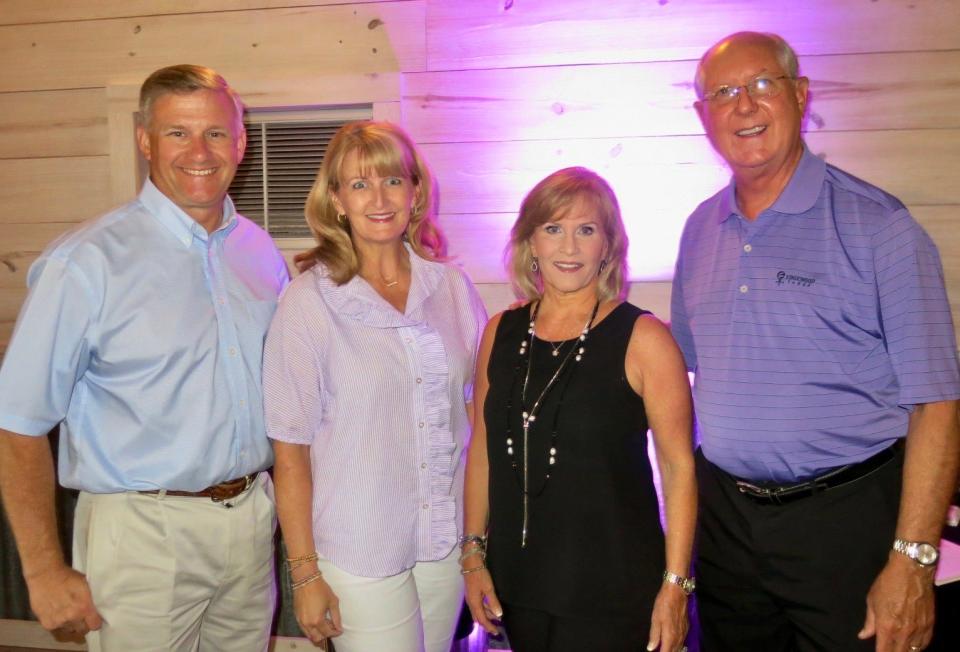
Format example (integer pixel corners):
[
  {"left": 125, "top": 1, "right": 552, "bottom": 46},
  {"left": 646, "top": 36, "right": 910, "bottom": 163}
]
[{"left": 510, "top": 298, "right": 600, "bottom": 547}]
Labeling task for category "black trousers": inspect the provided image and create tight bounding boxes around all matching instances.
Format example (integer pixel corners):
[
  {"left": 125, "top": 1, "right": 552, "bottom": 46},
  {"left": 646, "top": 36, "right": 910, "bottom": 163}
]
[
  {"left": 695, "top": 447, "right": 903, "bottom": 652},
  {"left": 502, "top": 602, "right": 652, "bottom": 652}
]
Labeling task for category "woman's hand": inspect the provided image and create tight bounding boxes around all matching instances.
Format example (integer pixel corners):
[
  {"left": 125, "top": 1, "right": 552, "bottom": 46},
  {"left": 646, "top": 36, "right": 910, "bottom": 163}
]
[
  {"left": 293, "top": 576, "right": 343, "bottom": 646},
  {"left": 647, "top": 583, "right": 689, "bottom": 651},
  {"left": 464, "top": 567, "right": 503, "bottom": 635}
]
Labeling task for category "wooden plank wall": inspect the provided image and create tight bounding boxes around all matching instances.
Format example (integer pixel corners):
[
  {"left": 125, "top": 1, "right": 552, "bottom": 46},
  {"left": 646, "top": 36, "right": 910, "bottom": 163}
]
[{"left": 0, "top": 0, "right": 958, "bottom": 353}]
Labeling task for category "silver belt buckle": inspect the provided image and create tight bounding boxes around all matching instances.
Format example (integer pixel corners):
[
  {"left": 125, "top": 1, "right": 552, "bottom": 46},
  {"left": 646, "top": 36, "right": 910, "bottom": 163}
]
[{"left": 735, "top": 480, "right": 771, "bottom": 498}]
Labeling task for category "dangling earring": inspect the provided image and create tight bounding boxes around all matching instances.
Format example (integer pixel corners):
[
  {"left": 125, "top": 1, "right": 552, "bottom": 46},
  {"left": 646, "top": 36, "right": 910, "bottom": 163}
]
[
  {"left": 599, "top": 260, "right": 607, "bottom": 274},
  {"left": 337, "top": 213, "right": 347, "bottom": 225},
  {"left": 531, "top": 257, "right": 540, "bottom": 273}
]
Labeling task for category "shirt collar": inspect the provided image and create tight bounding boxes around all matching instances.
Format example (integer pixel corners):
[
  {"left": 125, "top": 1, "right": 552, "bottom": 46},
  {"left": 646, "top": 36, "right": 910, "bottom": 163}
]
[
  {"left": 717, "top": 144, "right": 825, "bottom": 223},
  {"left": 315, "top": 243, "right": 445, "bottom": 328},
  {"left": 138, "top": 179, "right": 238, "bottom": 247}
]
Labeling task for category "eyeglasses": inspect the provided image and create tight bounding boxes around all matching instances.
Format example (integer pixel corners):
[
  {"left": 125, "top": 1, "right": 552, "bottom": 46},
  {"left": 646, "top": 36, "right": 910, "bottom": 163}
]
[{"left": 701, "top": 75, "right": 795, "bottom": 105}]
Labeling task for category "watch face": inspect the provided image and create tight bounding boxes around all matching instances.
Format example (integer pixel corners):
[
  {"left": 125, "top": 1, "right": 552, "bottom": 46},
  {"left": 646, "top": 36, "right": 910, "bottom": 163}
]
[{"left": 916, "top": 543, "right": 939, "bottom": 566}]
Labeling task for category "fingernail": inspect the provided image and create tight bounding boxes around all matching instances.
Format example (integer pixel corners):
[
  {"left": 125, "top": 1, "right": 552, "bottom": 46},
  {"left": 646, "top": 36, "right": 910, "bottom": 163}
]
[{"left": 495, "top": 609, "right": 503, "bottom": 618}]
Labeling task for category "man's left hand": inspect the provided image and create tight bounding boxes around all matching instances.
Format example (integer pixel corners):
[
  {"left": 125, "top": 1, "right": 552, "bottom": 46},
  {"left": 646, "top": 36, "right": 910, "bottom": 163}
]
[{"left": 858, "top": 554, "right": 935, "bottom": 651}]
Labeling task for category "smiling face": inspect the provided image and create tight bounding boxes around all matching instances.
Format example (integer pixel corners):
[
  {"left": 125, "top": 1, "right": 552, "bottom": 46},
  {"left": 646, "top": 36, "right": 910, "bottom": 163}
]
[
  {"left": 528, "top": 196, "right": 609, "bottom": 297},
  {"left": 695, "top": 34, "right": 808, "bottom": 179},
  {"left": 136, "top": 88, "right": 246, "bottom": 231},
  {"left": 332, "top": 148, "right": 420, "bottom": 250}
]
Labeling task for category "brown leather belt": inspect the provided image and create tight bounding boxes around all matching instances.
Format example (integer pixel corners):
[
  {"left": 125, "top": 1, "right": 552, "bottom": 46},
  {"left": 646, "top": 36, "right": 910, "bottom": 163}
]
[{"left": 140, "top": 474, "right": 256, "bottom": 502}]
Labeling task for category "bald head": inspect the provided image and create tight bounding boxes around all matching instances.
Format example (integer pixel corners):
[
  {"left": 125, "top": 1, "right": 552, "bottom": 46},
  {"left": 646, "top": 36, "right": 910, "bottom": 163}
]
[{"left": 694, "top": 32, "right": 799, "bottom": 99}]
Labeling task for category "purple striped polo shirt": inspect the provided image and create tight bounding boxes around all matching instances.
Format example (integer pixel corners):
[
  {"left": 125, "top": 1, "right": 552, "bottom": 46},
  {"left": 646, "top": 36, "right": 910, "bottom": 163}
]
[{"left": 671, "top": 146, "right": 960, "bottom": 483}]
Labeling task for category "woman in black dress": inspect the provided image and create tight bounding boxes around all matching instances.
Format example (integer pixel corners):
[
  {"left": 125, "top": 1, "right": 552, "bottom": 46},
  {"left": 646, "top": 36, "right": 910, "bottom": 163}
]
[{"left": 462, "top": 167, "right": 696, "bottom": 652}]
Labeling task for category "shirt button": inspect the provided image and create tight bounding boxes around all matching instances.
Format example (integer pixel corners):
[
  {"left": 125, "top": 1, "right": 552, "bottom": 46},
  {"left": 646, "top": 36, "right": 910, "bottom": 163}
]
[
  {"left": 422, "top": 503, "right": 429, "bottom": 510},
  {"left": 405, "top": 338, "right": 412, "bottom": 344},
  {"left": 418, "top": 421, "right": 424, "bottom": 428},
  {"left": 739, "top": 284, "right": 749, "bottom": 294},
  {"left": 421, "top": 462, "right": 428, "bottom": 469},
  {"left": 229, "top": 347, "right": 238, "bottom": 356},
  {"left": 743, "top": 244, "right": 752, "bottom": 253},
  {"left": 416, "top": 377, "right": 422, "bottom": 384},
  {"left": 238, "top": 399, "right": 246, "bottom": 408}
]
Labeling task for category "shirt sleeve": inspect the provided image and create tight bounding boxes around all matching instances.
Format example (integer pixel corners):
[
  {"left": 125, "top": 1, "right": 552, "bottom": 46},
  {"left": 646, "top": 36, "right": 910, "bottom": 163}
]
[
  {"left": 0, "top": 257, "right": 96, "bottom": 435},
  {"left": 262, "top": 283, "right": 326, "bottom": 444},
  {"left": 670, "top": 248, "right": 698, "bottom": 373},
  {"left": 873, "top": 208, "right": 960, "bottom": 406}
]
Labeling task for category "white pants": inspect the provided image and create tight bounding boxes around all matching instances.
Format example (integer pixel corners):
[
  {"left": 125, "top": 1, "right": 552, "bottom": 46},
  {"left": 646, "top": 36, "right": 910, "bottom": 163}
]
[
  {"left": 73, "top": 474, "right": 277, "bottom": 652},
  {"left": 318, "top": 548, "right": 464, "bottom": 652}
]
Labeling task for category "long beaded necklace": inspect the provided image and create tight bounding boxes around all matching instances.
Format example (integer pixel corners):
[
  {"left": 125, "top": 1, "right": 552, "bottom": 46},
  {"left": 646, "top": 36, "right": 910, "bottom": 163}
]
[{"left": 507, "top": 298, "right": 601, "bottom": 547}]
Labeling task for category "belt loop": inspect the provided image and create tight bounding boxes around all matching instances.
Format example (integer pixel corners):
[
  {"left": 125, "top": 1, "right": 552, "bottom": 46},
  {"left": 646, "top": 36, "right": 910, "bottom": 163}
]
[{"left": 157, "top": 489, "right": 167, "bottom": 500}]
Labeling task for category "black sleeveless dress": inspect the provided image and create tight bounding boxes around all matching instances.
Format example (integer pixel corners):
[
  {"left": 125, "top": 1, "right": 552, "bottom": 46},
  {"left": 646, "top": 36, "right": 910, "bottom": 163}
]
[{"left": 484, "top": 302, "right": 664, "bottom": 619}]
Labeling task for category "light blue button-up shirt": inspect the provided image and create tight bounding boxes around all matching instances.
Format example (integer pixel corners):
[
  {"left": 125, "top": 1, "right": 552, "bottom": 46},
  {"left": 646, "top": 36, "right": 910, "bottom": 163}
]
[{"left": 0, "top": 180, "right": 289, "bottom": 492}]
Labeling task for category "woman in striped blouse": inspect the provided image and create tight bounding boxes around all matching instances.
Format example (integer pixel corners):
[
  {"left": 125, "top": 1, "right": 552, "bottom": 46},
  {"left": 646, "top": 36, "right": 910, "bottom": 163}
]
[{"left": 263, "top": 121, "right": 487, "bottom": 652}]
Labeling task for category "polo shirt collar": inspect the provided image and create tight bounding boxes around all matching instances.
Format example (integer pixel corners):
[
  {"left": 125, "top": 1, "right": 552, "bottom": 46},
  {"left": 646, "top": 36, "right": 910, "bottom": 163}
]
[
  {"left": 717, "top": 144, "right": 825, "bottom": 223},
  {"left": 139, "top": 178, "right": 238, "bottom": 247}
]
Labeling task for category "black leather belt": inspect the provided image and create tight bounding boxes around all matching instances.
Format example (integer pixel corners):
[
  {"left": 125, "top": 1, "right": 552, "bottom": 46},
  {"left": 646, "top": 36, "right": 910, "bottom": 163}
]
[{"left": 734, "top": 440, "right": 902, "bottom": 505}]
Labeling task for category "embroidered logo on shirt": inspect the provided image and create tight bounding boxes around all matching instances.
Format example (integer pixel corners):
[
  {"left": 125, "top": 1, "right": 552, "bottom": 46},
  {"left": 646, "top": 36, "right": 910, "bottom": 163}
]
[{"left": 776, "top": 271, "right": 816, "bottom": 287}]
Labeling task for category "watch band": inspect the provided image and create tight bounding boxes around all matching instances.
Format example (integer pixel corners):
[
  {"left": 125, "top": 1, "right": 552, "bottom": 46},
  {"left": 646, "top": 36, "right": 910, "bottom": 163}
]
[
  {"left": 663, "top": 570, "right": 696, "bottom": 595},
  {"left": 892, "top": 538, "right": 940, "bottom": 567}
]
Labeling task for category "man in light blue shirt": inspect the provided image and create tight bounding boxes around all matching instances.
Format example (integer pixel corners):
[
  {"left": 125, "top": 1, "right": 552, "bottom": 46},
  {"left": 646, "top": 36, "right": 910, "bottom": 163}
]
[{"left": 0, "top": 65, "right": 289, "bottom": 651}]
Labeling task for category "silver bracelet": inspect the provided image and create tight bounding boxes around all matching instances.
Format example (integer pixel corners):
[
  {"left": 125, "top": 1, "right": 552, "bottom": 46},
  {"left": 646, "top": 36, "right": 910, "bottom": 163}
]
[{"left": 663, "top": 570, "right": 696, "bottom": 595}]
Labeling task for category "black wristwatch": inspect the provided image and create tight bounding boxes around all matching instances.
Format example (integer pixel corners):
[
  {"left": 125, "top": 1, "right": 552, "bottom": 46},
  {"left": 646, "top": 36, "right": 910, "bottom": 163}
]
[{"left": 892, "top": 538, "right": 940, "bottom": 567}]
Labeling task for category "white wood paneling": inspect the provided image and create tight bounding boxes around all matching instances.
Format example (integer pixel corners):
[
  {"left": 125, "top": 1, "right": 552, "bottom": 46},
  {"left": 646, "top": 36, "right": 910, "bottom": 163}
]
[
  {"left": 0, "top": 0, "right": 388, "bottom": 25},
  {"left": 424, "top": 130, "right": 960, "bottom": 217},
  {"left": 404, "top": 51, "right": 960, "bottom": 144},
  {"left": 0, "top": 2, "right": 427, "bottom": 92},
  {"left": 426, "top": 0, "right": 960, "bottom": 71},
  {"left": 0, "top": 89, "right": 107, "bottom": 159}
]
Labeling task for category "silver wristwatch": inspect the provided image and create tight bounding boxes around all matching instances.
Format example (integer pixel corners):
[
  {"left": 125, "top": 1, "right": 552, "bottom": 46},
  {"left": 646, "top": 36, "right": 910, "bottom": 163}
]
[
  {"left": 663, "top": 570, "right": 696, "bottom": 595},
  {"left": 892, "top": 538, "right": 939, "bottom": 567}
]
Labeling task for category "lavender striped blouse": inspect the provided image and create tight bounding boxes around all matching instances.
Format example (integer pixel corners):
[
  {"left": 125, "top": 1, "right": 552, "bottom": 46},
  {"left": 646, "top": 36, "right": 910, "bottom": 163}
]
[{"left": 263, "top": 248, "right": 486, "bottom": 577}]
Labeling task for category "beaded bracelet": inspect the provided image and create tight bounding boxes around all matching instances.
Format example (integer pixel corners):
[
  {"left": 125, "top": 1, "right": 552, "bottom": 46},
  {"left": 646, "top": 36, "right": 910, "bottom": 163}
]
[
  {"left": 291, "top": 570, "right": 324, "bottom": 591},
  {"left": 460, "top": 565, "right": 487, "bottom": 576}
]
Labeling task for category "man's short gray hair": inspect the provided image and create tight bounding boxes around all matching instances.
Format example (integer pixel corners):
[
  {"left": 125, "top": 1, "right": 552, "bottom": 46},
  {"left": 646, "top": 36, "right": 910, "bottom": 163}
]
[
  {"left": 139, "top": 64, "right": 245, "bottom": 129},
  {"left": 694, "top": 32, "right": 800, "bottom": 99}
]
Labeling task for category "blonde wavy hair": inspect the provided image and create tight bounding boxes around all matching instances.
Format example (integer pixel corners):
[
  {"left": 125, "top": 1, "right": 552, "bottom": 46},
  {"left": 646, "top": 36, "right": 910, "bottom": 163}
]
[
  {"left": 506, "top": 167, "right": 629, "bottom": 301},
  {"left": 301, "top": 120, "right": 446, "bottom": 283}
]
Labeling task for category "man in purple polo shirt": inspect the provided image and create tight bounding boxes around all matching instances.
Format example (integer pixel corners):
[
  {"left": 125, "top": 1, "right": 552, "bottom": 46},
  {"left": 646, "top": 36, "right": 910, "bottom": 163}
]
[{"left": 671, "top": 32, "right": 960, "bottom": 652}]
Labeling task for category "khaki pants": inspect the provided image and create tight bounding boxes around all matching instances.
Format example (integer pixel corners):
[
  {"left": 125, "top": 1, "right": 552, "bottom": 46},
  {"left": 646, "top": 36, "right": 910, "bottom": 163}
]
[{"left": 74, "top": 474, "right": 277, "bottom": 652}]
